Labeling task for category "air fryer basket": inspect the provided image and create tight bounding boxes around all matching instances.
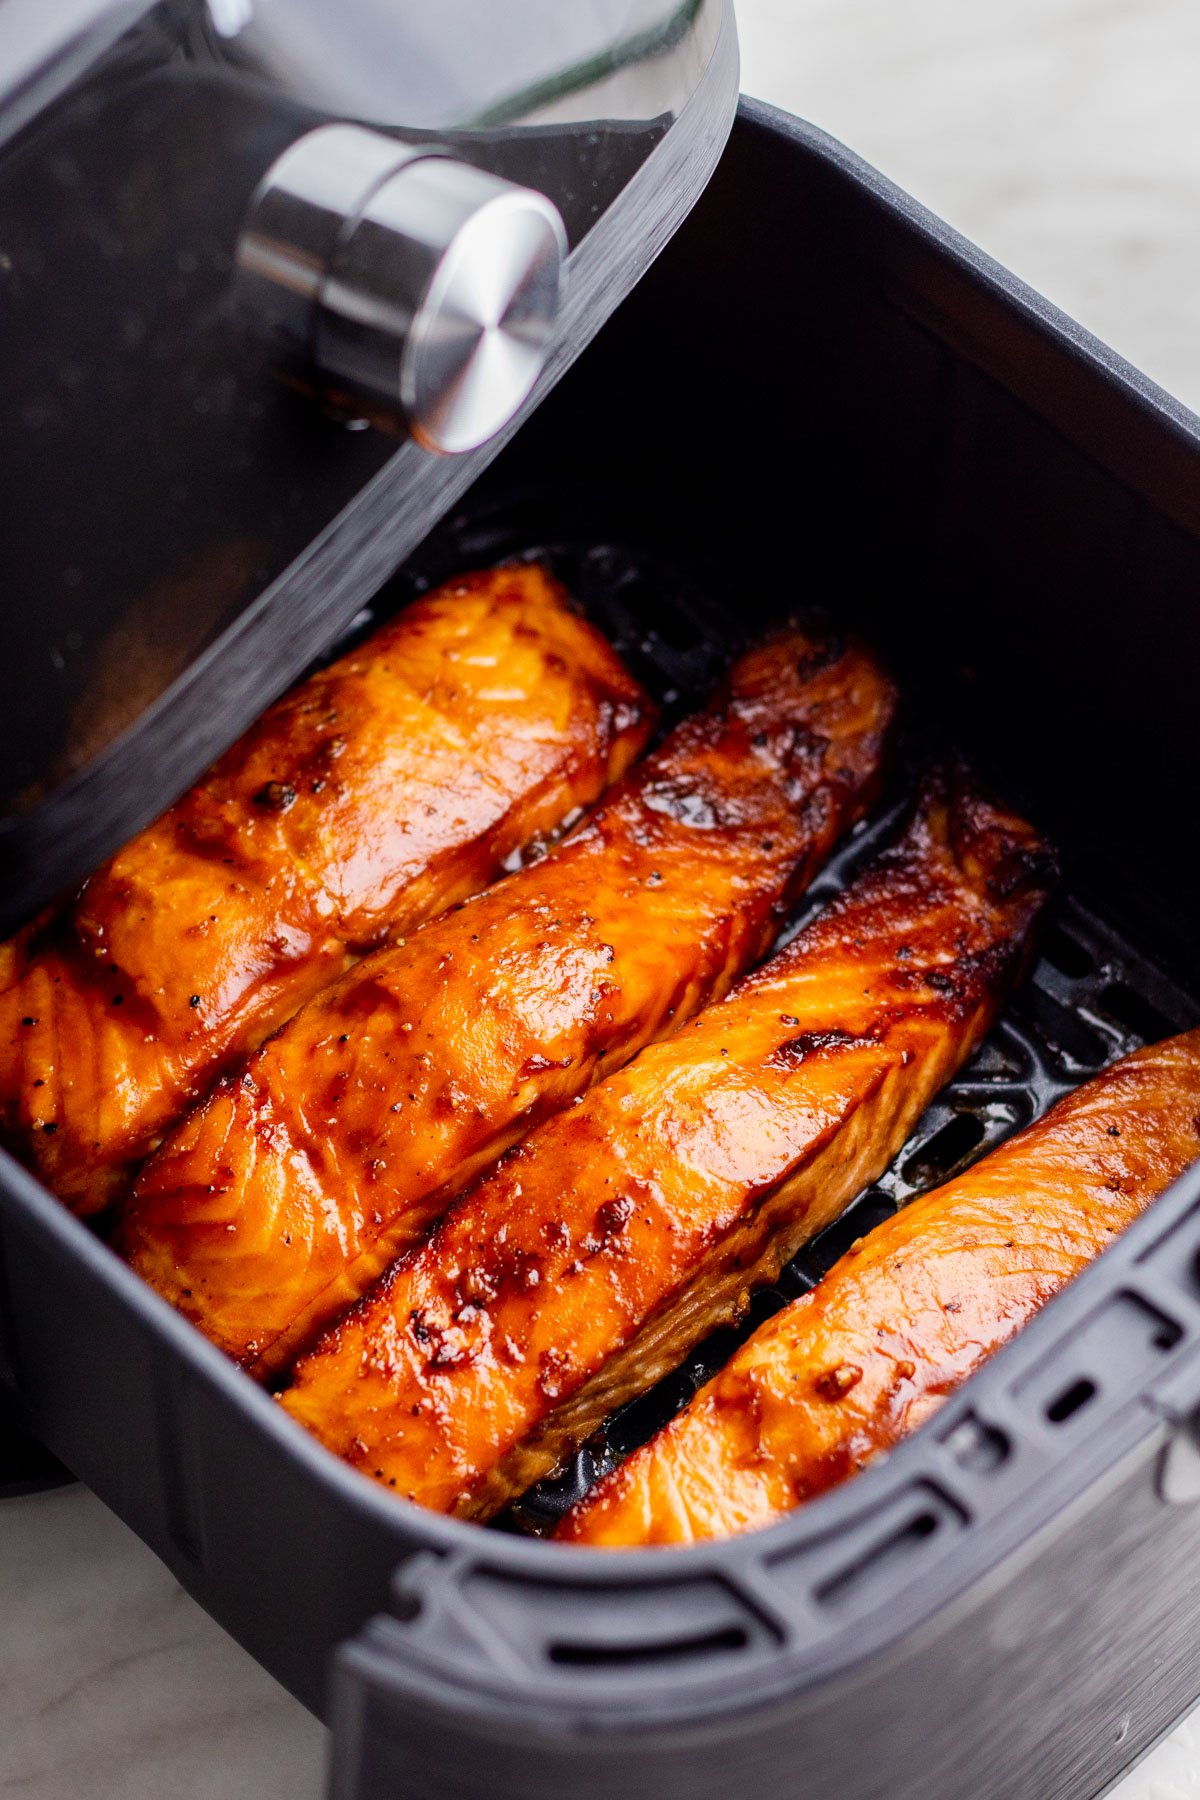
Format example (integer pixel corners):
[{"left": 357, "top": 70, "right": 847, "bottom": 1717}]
[{"left": 5, "top": 100, "right": 1200, "bottom": 1800}]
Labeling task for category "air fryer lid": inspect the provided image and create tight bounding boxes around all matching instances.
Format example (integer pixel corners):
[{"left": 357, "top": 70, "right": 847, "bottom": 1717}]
[{"left": 0, "top": 0, "right": 737, "bottom": 934}]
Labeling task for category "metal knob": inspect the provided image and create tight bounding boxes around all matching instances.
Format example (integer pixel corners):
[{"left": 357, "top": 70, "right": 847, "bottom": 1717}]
[{"left": 235, "top": 124, "right": 567, "bottom": 454}]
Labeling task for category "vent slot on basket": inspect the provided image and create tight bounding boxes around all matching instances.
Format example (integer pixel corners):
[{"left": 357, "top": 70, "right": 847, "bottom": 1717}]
[
  {"left": 815, "top": 1511, "right": 940, "bottom": 1612},
  {"left": 456, "top": 1564, "right": 773, "bottom": 1671},
  {"left": 1045, "top": 1377, "right": 1098, "bottom": 1425},
  {"left": 803, "top": 1485, "right": 968, "bottom": 1615},
  {"left": 1014, "top": 1292, "right": 1184, "bottom": 1436},
  {"left": 548, "top": 1624, "right": 749, "bottom": 1668}
]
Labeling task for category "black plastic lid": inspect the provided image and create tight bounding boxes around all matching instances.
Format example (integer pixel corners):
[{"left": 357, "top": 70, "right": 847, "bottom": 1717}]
[{"left": 0, "top": 0, "right": 733, "bottom": 932}]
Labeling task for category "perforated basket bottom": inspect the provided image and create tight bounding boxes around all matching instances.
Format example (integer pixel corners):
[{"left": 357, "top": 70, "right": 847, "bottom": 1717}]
[{"left": 335, "top": 526, "right": 1200, "bottom": 1537}]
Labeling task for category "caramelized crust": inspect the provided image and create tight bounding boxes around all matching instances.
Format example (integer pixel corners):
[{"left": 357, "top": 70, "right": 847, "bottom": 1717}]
[
  {"left": 560, "top": 1028, "right": 1200, "bottom": 1547},
  {"left": 280, "top": 769, "right": 1050, "bottom": 1515},
  {"left": 0, "top": 566, "right": 652, "bottom": 1215},
  {"left": 120, "top": 627, "right": 897, "bottom": 1375}
]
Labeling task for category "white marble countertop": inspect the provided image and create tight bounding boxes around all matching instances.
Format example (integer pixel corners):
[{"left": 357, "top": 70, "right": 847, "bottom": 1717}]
[
  {"left": 4, "top": 2, "right": 1200, "bottom": 1796},
  {"left": 739, "top": 0, "right": 1200, "bottom": 416},
  {"left": 0, "top": 1485, "right": 324, "bottom": 1800}
]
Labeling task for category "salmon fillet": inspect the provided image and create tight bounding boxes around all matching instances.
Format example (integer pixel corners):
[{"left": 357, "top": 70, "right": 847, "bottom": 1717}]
[
  {"left": 120, "top": 625, "right": 897, "bottom": 1376},
  {"left": 280, "top": 767, "right": 1051, "bottom": 1516},
  {"left": 560, "top": 1028, "right": 1200, "bottom": 1547},
  {"left": 0, "top": 565, "right": 653, "bottom": 1215}
]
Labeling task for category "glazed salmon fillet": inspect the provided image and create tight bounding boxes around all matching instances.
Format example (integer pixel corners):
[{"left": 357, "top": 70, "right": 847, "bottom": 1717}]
[
  {"left": 560, "top": 1028, "right": 1200, "bottom": 1547},
  {"left": 120, "top": 625, "right": 897, "bottom": 1376},
  {"left": 280, "top": 768, "right": 1051, "bottom": 1516},
  {"left": 0, "top": 565, "right": 653, "bottom": 1215}
]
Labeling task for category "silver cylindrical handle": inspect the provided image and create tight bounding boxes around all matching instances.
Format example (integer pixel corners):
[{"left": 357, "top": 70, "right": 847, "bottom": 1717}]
[{"left": 235, "top": 124, "right": 567, "bottom": 454}]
